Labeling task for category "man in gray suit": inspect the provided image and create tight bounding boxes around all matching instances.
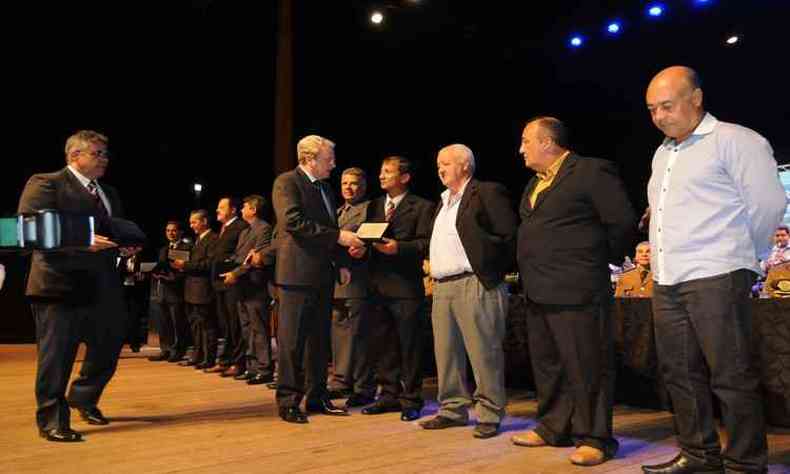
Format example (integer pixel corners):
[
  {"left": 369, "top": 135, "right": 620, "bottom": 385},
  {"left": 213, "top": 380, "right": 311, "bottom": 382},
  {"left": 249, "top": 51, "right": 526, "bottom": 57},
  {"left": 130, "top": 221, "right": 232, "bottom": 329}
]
[
  {"left": 18, "top": 130, "right": 138, "bottom": 442},
  {"left": 220, "top": 194, "right": 275, "bottom": 385},
  {"left": 328, "top": 168, "right": 376, "bottom": 408}
]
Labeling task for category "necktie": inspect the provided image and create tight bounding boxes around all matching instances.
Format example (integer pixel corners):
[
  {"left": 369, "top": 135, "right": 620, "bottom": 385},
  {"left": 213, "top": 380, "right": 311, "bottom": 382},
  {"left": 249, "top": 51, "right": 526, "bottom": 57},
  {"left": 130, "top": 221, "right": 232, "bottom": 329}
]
[
  {"left": 640, "top": 269, "right": 649, "bottom": 285},
  {"left": 87, "top": 180, "right": 109, "bottom": 217},
  {"left": 385, "top": 201, "right": 395, "bottom": 222},
  {"left": 317, "top": 182, "right": 335, "bottom": 222}
]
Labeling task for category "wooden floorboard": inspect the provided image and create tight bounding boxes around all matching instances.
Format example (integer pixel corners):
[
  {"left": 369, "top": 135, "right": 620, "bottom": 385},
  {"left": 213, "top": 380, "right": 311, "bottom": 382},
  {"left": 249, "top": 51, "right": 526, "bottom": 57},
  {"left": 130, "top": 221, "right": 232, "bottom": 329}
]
[{"left": 1, "top": 344, "right": 788, "bottom": 473}]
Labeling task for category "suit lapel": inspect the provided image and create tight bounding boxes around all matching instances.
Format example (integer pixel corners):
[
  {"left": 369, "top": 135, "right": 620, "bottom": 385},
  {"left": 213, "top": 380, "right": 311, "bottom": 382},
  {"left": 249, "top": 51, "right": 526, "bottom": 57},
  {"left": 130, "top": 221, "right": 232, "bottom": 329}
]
[
  {"left": 455, "top": 179, "right": 477, "bottom": 227},
  {"left": 391, "top": 193, "right": 413, "bottom": 223},
  {"left": 530, "top": 154, "right": 577, "bottom": 213}
]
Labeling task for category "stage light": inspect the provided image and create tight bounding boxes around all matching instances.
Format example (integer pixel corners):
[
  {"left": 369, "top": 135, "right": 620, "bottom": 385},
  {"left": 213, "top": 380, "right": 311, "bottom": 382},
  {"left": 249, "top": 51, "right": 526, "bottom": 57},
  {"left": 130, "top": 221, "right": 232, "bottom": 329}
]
[
  {"left": 726, "top": 35, "right": 739, "bottom": 45},
  {"left": 569, "top": 35, "right": 584, "bottom": 48},
  {"left": 694, "top": 0, "right": 712, "bottom": 5},
  {"left": 647, "top": 3, "right": 665, "bottom": 17},
  {"left": 607, "top": 22, "right": 621, "bottom": 34},
  {"left": 371, "top": 11, "right": 384, "bottom": 24},
  {"left": 193, "top": 183, "right": 203, "bottom": 193}
]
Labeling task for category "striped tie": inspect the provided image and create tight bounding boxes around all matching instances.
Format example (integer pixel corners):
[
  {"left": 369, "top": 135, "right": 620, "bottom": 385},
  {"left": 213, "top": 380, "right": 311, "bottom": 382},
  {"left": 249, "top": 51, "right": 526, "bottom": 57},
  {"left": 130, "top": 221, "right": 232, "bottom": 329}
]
[
  {"left": 385, "top": 201, "right": 395, "bottom": 222},
  {"left": 87, "top": 181, "right": 109, "bottom": 217}
]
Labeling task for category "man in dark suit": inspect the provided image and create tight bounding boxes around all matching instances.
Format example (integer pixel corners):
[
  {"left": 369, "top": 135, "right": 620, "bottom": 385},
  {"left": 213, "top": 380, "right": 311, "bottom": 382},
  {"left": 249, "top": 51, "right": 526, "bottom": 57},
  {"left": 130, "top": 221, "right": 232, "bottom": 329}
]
[
  {"left": 361, "top": 155, "right": 435, "bottom": 422},
  {"left": 18, "top": 130, "right": 139, "bottom": 442},
  {"left": 220, "top": 194, "right": 275, "bottom": 385},
  {"left": 510, "top": 117, "right": 635, "bottom": 466},
  {"left": 206, "top": 197, "right": 249, "bottom": 378},
  {"left": 272, "top": 134, "right": 363, "bottom": 423},
  {"left": 149, "top": 221, "right": 192, "bottom": 362},
  {"left": 174, "top": 210, "right": 218, "bottom": 369},
  {"left": 419, "top": 144, "right": 517, "bottom": 439},
  {"left": 328, "top": 167, "right": 376, "bottom": 408}
]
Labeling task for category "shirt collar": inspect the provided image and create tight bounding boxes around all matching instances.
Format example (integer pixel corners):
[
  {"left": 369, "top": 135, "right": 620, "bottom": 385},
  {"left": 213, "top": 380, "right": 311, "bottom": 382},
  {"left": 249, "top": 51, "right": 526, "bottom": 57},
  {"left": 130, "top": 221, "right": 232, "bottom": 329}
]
[
  {"left": 222, "top": 216, "right": 238, "bottom": 228},
  {"left": 199, "top": 229, "right": 211, "bottom": 240},
  {"left": 441, "top": 177, "right": 471, "bottom": 207},
  {"left": 662, "top": 112, "right": 718, "bottom": 148},
  {"left": 537, "top": 151, "right": 570, "bottom": 181},
  {"left": 299, "top": 165, "right": 319, "bottom": 183},
  {"left": 386, "top": 191, "right": 408, "bottom": 209},
  {"left": 67, "top": 165, "right": 95, "bottom": 188}
]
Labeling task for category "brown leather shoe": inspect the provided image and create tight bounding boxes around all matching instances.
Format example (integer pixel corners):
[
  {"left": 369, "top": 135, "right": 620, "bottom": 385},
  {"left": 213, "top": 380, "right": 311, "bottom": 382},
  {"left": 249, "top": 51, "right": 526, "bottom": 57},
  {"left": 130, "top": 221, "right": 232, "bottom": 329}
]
[
  {"left": 569, "top": 446, "right": 606, "bottom": 466},
  {"left": 204, "top": 364, "right": 227, "bottom": 373},
  {"left": 511, "top": 430, "right": 547, "bottom": 447},
  {"left": 220, "top": 365, "right": 242, "bottom": 377}
]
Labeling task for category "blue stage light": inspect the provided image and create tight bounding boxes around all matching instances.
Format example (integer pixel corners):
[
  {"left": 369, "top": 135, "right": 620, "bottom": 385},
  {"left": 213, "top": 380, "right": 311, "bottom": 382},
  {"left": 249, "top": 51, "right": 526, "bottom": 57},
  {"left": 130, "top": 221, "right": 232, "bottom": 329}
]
[
  {"left": 607, "top": 22, "right": 621, "bottom": 34},
  {"left": 569, "top": 35, "right": 584, "bottom": 48},
  {"left": 647, "top": 3, "right": 665, "bottom": 17}
]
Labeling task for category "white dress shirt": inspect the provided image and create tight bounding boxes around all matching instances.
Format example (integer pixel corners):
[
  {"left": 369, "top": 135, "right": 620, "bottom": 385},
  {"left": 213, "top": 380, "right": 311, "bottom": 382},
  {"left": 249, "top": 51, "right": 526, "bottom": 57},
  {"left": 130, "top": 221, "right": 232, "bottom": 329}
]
[
  {"left": 429, "top": 179, "right": 473, "bottom": 279},
  {"left": 67, "top": 165, "right": 112, "bottom": 216}
]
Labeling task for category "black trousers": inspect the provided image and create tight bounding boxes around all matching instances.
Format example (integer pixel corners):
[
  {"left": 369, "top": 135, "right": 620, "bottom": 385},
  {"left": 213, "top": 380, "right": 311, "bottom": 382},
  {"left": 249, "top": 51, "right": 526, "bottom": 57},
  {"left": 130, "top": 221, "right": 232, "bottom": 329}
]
[
  {"left": 330, "top": 298, "right": 375, "bottom": 397},
  {"left": 186, "top": 302, "right": 217, "bottom": 365},
  {"left": 31, "top": 280, "right": 128, "bottom": 431},
  {"left": 237, "top": 296, "right": 273, "bottom": 375},
  {"left": 525, "top": 296, "right": 618, "bottom": 456},
  {"left": 158, "top": 299, "right": 189, "bottom": 355},
  {"left": 372, "top": 297, "right": 425, "bottom": 410},
  {"left": 653, "top": 269, "right": 767, "bottom": 472},
  {"left": 276, "top": 283, "right": 332, "bottom": 408},
  {"left": 216, "top": 288, "right": 245, "bottom": 367}
]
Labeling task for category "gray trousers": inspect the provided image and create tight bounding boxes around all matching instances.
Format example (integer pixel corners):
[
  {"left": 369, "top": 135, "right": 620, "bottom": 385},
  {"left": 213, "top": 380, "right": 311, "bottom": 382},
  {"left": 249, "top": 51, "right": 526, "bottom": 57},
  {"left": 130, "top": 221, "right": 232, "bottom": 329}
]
[
  {"left": 237, "top": 297, "right": 273, "bottom": 375},
  {"left": 431, "top": 274, "right": 508, "bottom": 424},
  {"left": 329, "top": 298, "right": 375, "bottom": 397}
]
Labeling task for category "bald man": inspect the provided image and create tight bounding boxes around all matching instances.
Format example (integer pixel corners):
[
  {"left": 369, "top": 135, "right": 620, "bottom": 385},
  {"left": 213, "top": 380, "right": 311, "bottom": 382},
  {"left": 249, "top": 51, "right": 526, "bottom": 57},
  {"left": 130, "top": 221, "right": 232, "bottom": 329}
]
[{"left": 642, "top": 66, "right": 785, "bottom": 474}]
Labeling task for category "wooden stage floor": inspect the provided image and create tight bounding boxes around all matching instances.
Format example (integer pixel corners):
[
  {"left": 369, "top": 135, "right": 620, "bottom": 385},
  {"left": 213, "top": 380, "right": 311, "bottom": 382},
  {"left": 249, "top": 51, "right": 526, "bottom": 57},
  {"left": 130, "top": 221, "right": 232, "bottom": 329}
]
[{"left": 1, "top": 344, "right": 788, "bottom": 474}]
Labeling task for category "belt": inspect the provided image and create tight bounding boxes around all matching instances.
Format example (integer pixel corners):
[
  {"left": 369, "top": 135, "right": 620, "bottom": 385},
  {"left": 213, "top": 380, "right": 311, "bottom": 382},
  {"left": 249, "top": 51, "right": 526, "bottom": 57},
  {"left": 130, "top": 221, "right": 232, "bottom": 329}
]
[{"left": 434, "top": 272, "right": 474, "bottom": 284}]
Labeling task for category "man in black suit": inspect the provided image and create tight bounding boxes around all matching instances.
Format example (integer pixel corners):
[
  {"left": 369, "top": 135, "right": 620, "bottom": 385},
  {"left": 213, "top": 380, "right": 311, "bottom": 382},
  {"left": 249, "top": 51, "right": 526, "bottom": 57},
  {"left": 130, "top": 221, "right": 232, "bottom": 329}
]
[
  {"left": 510, "top": 117, "right": 635, "bottom": 466},
  {"left": 272, "top": 134, "right": 363, "bottom": 423},
  {"left": 361, "top": 155, "right": 435, "bottom": 422},
  {"left": 18, "top": 130, "right": 139, "bottom": 442},
  {"left": 419, "top": 144, "right": 517, "bottom": 439},
  {"left": 220, "top": 194, "right": 275, "bottom": 385},
  {"left": 206, "top": 197, "right": 249, "bottom": 378},
  {"left": 149, "top": 221, "right": 192, "bottom": 362},
  {"left": 174, "top": 210, "right": 218, "bottom": 369}
]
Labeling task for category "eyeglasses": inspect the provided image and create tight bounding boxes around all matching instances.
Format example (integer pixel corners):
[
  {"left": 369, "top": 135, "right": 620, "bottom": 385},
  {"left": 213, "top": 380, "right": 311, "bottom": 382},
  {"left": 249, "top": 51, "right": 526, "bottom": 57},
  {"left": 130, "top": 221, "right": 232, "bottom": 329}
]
[{"left": 73, "top": 149, "right": 110, "bottom": 159}]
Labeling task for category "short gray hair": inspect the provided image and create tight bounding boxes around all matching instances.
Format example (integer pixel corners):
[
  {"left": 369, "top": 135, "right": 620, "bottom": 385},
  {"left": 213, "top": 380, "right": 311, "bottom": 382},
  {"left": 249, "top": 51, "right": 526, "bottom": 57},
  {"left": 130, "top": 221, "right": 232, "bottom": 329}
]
[
  {"left": 297, "top": 135, "right": 335, "bottom": 165},
  {"left": 440, "top": 143, "right": 476, "bottom": 175},
  {"left": 65, "top": 130, "right": 108, "bottom": 163}
]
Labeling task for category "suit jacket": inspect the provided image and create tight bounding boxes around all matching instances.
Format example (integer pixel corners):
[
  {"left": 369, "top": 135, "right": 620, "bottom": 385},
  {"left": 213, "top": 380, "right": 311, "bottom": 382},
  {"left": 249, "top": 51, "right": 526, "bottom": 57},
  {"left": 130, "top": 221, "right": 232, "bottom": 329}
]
[
  {"left": 211, "top": 217, "right": 249, "bottom": 291},
  {"left": 152, "top": 240, "right": 192, "bottom": 303},
  {"left": 368, "top": 192, "right": 435, "bottom": 299},
  {"left": 229, "top": 218, "right": 273, "bottom": 300},
  {"left": 183, "top": 231, "right": 218, "bottom": 305},
  {"left": 334, "top": 200, "right": 371, "bottom": 299},
  {"left": 272, "top": 167, "right": 346, "bottom": 287},
  {"left": 517, "top": 154, "right": 636, "bottom": 305},
  {"left": 17, "top": 167, "right": 124, "bottom": 301},
  {"left": 614, "top": 267, "right": 654, "bottom": 298},
  {"left": 430, "top": 179, "right": 517, "bottom": 290}
]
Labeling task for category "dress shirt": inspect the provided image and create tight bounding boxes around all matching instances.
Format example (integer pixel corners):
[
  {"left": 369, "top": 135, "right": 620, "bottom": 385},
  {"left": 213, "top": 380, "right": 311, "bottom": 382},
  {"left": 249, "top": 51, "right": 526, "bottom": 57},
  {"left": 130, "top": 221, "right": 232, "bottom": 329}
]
[
  {"left": 647, "top": 113, "right": 786, "bottom": 285},
  {"left": 429, "top": 178, "right": 473, "bottom": 279},
  {"left": 67, "top": 165, "right": 112, "bottom": 216},
  {"left": 762, "top": 244, "right": 790, "bottom": 272},
  {"left": 529, "top": 151, "right": 570, "bottom": 207}
]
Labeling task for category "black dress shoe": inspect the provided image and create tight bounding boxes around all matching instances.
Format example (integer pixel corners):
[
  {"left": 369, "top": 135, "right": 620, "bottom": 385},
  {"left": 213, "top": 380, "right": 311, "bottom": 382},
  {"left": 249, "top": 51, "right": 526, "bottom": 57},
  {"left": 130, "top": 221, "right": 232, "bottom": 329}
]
[
  {"left": 326, "top": 388, "right": 353, "bottom": 399},
  {"left": 361, "top": 402, "right": 401, "bottom": 415},
  {"left": 400, "top": 408, "right": 421, "bottom": 421},
  {"left": 179, "top": 359, "right": 197, "bottom": 367},
  {"left": 39, "top": 427, "right": 83, "bottom": 442},
  {"left": 279, "top": 406, "right": 308, "bottom": 424},
  {"left": 345, "top": 393, "right": 376, "bottom": 408},
  {"left": 247, "top": 373, "right": 274, "bottom": 385},
  {"left": 167, "top": 352, "right": 186, "bottom": 363},
  {"left": 130, "top": 344, "right": 141, "bottom": 353},
  {"left": 148, "top": 352, "right": 170, "bottom": 362},
  {"left": 473, "top": 422, "right": 500, "bottom": 439},
  {"left": 305, "top": 398, "right": 350, "bottom": 416},
  {"left": 642, "top": 454, "right": 724, "bottom": 474},
  {"left": 234, "top": 370, "right": 257, "bottom": 381},
  {"left": 76, "top": 407, "right": 109, "bottom": 425},
  {"left": 419, "top": 415, "right": 467, "bottom": 430},
  {"left": 266, "top": 382, "right": 278, "bottom": 390}
]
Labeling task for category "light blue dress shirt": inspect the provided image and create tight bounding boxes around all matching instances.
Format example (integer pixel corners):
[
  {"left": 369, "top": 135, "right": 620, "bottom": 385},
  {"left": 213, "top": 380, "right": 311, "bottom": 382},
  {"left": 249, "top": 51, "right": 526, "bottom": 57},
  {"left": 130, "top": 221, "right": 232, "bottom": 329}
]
[{"left": 647, "top": 113, "right": 786, "bottom": 285}]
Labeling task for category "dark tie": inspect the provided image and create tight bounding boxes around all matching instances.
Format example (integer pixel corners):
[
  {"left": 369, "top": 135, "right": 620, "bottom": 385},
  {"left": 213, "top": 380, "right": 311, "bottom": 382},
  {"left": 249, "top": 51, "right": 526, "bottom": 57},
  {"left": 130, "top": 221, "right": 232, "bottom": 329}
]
[
  {"left": 385, "top": 201, "right": 395, "bottom": 222},
  {"left": 316, "top": 182, "right": 335, "bottom": 222},
  {"left": 640, "top": 269, "right": 649, "bottom": 284},
  {"left": 87, "top": 180, "right": 109, "bottom": 217}
]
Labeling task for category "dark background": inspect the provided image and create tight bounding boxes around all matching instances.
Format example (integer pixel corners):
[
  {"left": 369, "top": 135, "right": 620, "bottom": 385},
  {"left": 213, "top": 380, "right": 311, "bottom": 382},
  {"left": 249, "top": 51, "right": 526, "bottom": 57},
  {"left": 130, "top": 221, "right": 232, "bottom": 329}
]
[{"left": 2, "top": 0, "right": 789, "bottom": 339}]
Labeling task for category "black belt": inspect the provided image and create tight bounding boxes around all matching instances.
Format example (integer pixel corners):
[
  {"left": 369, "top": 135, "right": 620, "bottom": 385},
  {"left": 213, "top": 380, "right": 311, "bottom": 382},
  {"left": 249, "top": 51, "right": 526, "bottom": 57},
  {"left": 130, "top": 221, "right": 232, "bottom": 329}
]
[{"left": 434, "top": 272, "right": 474, "bottom": 284}]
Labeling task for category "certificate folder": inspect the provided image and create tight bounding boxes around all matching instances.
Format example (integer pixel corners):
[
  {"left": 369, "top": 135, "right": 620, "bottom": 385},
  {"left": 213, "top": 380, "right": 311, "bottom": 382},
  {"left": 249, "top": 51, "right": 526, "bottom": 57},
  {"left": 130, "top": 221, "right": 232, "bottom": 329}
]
[{"left": 356, "top": 222, "right": 389, "bottom": 243}]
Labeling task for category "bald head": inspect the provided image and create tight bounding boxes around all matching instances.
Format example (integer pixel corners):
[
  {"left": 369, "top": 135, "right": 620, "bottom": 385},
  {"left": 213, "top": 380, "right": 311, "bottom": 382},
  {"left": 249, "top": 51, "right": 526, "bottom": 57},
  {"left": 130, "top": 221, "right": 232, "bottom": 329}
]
[{"left": 646, "top": 66, "right": 705, "bottom": 143}]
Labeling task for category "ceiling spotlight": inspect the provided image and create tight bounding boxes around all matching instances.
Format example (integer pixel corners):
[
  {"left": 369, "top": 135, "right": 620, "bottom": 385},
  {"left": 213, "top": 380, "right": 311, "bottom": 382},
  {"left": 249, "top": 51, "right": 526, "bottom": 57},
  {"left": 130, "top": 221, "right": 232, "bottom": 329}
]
[
  {"left": 725, "top": 35, "right": 740, "bottom": 45},
  {"left": 569, "top": 35, "right": 584, "bottom": 48},
  {"left": 371, "top": 11, "right": 384, "bottom": 25},
  {"left": 607, "top": 22, "right": 621, "bottom": 34},
  {"left": 647, "top": 3, "right": 665, "bottom": 17}
]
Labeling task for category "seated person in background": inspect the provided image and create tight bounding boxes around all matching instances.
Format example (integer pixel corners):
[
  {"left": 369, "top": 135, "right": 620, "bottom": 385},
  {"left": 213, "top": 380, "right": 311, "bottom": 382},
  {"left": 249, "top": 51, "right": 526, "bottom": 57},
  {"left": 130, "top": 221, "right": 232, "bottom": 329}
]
[
  {"left": 615, "top": 241, "right": 653, "bottom": 298},
  {"left": 762, "top": 261, "right": 790, "bottom": 298},
  {"left": 761, "top": 225, "right": 790, "bottom": 273}
]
